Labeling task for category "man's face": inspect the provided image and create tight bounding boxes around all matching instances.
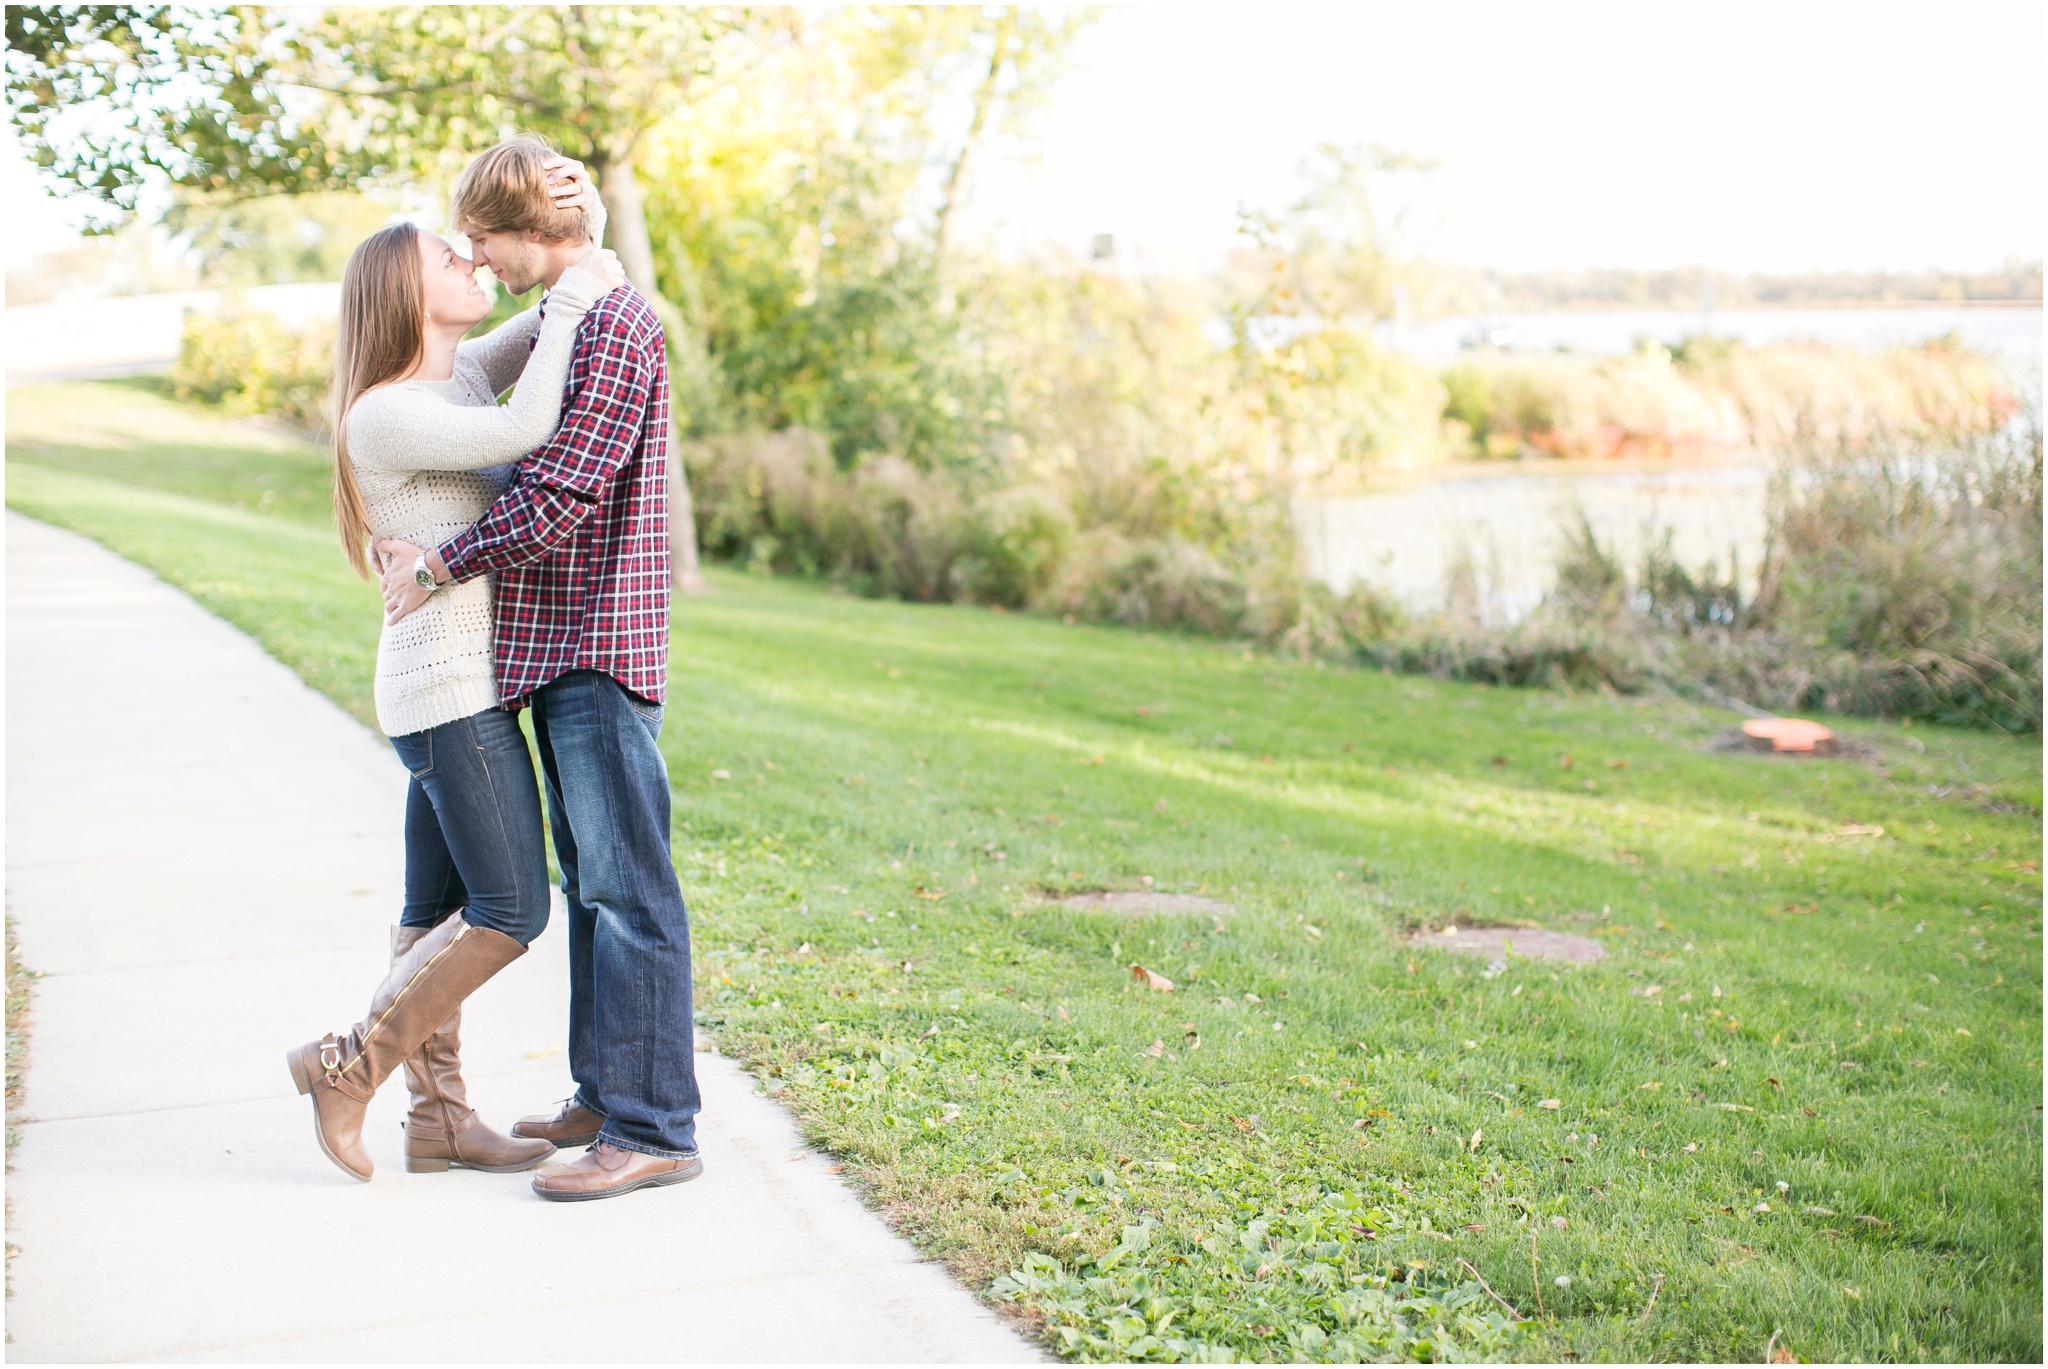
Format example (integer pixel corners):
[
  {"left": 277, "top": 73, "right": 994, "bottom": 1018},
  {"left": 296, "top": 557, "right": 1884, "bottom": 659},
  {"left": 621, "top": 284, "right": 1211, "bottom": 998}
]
[{"left": 465, "top": 228, "right": 546, "bottom": 296}]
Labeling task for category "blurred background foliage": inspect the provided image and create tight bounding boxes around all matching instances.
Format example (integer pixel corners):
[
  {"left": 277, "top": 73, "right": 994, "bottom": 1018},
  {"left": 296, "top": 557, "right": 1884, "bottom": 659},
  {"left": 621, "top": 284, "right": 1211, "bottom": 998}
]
[{"left": 8, "top": 4, "right": 2039, "bottom": 727}]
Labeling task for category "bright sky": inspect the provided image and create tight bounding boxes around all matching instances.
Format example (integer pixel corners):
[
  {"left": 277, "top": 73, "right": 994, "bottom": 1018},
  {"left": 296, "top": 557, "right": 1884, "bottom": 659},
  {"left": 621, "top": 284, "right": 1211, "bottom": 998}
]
[
  {"left": 965, "top": 2, "right": 2046, "bottom": 272},
  {"left": 6, "top": 2, "right": 2042, "bottom": 275}
]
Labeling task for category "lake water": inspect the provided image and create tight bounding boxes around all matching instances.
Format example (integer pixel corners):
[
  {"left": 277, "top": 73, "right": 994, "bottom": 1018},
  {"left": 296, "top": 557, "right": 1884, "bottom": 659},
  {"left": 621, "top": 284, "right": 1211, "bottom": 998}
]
[
  {"left": 1298, "top": 462, "right": 1771, "bottom": 621},
  {"left": 1374, "top": 305, "right": 2042, "bottom": 360},
  {"left": 1304, "top": 305, "right": 2039, "bottom": 617}
]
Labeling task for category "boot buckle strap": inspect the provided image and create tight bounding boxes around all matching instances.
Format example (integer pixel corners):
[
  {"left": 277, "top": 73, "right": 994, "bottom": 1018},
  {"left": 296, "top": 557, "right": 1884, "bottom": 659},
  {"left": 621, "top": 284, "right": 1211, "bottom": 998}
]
[{"left": 318, "top": 1035, "right": 343, "bottom": 1072}]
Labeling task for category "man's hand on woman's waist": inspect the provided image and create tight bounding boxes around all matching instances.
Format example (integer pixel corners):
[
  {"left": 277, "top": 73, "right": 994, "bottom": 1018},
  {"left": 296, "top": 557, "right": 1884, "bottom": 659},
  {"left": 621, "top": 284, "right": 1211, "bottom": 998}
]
[{"left": 372, "top": 538, "right": 451, "bottom": 625}]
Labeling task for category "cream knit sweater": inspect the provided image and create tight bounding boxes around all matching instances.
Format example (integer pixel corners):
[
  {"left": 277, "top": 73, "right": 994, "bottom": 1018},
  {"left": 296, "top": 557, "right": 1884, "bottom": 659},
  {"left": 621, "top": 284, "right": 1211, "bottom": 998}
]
[{"left": 346, "top": 266, "right": 607, "bottom": 738}]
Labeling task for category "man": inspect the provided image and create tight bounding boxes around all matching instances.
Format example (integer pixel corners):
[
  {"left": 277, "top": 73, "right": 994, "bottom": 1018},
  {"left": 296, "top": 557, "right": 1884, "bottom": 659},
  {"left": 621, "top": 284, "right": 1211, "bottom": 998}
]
[{"left": 375, "top": 135, "right": 700, "bottom": 1203}]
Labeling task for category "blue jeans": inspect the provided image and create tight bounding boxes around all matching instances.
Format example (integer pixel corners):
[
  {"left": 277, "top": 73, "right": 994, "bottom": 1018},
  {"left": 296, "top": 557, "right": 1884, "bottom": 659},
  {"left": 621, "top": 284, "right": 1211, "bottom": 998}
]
[
  {"left": 529, "top": 670, "right": 700, "bottom": 1158},
  {"left": 389, "top": 706, "right": 551, "bottom": 946}
]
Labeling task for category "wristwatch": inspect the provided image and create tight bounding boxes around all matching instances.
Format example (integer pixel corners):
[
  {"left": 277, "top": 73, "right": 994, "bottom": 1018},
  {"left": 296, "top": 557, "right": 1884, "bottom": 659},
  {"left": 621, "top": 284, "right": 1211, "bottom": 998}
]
[{"left": 413, "top": 554, "right": 438, "bottom": 593}]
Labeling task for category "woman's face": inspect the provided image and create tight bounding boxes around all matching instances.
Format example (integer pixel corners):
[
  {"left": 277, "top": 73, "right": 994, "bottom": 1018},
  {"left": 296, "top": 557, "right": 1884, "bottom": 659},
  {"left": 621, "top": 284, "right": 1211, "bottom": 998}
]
[{"left": 418, "top": 232, "right": 491, "bottom": 331}]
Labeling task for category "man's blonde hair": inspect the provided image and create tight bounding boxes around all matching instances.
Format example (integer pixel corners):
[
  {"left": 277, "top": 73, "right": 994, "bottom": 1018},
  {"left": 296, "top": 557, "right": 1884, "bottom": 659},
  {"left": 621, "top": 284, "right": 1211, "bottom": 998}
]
[{"left": 449, "top": 135, "right": 593, "bottom": 243}]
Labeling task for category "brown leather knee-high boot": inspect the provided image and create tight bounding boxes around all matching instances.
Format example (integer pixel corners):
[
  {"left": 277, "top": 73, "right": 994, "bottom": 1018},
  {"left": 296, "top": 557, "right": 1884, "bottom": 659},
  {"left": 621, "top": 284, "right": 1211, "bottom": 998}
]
[
  {"left": 390, "top": 925, "right": 553, "bottom": 1175},
  {"left": 286, "top": 918, "right": 525, "bottom": 1181}
]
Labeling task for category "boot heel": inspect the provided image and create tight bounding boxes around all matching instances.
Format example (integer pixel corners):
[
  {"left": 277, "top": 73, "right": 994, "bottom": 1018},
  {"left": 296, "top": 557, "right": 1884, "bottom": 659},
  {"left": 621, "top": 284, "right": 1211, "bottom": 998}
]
[
  {"left": 405, "top": 1156, "right": 451, "bottom": 1173},
  {"left": 287, "top": 1049, "right": 312, "bottom": 1095}
]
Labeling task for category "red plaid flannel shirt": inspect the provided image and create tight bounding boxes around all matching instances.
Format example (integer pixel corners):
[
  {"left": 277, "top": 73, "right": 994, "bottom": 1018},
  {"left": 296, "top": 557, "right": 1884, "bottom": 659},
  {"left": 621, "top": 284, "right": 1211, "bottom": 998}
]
[{"left": 438, "top": 283, "right": 671, "bottom": 706}]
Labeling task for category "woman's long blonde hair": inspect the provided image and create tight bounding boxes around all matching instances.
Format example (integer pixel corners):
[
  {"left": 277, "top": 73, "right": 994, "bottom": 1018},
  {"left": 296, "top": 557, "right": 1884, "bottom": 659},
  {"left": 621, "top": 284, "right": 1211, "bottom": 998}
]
[{"left": 332, "top": 222, "right": 425, "bottom": 578}]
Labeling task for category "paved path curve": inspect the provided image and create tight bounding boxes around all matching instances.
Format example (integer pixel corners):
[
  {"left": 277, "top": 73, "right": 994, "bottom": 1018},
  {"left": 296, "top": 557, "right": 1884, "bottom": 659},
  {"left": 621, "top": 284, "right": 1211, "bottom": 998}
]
[{"left": 5, "top": 513, "right": 1038, "bottom": 1363}]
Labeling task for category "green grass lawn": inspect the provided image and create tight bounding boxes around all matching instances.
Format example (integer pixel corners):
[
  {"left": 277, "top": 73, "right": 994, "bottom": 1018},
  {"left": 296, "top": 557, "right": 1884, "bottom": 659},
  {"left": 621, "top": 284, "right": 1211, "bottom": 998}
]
[{"left": 9, "top": 380, "right": 2042, "bottom": 1363}]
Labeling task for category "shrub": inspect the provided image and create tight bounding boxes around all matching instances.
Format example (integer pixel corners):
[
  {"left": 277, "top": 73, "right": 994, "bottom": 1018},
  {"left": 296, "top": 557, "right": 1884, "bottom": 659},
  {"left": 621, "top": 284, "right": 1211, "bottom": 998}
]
[
  {"left": 686, "top": 427, "right": 838, "bottom": 574},
  {"left": 1718, "top": 419, "right": 2043, "bottom": 729},
  {"left": 1053, "top": 531, "right": 1249, "bottom": 636},
  {"left": 1358, "top": 416, "right": 2043, "bottom": 730},
  {"left": 171, "top": 309, "right": 333, "bottom": 433},
  {"left": 957, "top": 485, "right": 1075, "bottom": 608},
  {"left": 1439, "top": 338, "right": 2018, "bottom": 461}
]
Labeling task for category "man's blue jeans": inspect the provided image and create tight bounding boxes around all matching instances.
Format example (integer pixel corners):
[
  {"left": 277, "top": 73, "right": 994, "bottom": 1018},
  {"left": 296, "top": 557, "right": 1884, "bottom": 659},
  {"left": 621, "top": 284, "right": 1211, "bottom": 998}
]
[
  {"left": 390, "top": 706, "right": 551, "bottom": 946},
  {"left": 529, "top": 670, "right": 700, "bottom": 1158}
]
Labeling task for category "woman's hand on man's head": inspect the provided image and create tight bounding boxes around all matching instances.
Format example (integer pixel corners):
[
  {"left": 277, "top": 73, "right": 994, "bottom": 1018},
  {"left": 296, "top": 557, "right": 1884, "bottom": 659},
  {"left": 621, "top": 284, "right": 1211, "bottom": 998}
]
[{"left": 542, "top": 155, "right": 598, "bottom": 215}]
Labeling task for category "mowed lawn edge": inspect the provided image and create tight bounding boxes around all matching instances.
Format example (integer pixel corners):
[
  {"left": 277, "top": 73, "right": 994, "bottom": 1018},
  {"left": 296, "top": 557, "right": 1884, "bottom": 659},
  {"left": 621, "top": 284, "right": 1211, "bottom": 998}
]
[{"left": 8, "top": 382, "right": 2042, "bottom": 1363}]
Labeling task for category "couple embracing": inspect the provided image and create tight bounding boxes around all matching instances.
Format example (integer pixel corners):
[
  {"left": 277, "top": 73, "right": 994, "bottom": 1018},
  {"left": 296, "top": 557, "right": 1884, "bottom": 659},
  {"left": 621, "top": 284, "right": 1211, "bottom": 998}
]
[{"left": 285, "top": 136, "right": 699, "bottom": 1203}]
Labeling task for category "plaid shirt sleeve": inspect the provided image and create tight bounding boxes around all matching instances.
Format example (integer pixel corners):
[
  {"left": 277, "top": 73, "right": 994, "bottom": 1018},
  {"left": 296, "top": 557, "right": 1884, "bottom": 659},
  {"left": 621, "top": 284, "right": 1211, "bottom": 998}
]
[{"left": 437, "top": 308, "right": 652, "bottom": 581}]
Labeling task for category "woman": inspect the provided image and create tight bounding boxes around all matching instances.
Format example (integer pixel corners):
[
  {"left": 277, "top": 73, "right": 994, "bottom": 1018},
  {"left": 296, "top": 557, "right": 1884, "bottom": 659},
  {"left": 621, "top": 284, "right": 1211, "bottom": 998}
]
[{"left": 286, "top": 166, "right": 623, "bottom": 1182}]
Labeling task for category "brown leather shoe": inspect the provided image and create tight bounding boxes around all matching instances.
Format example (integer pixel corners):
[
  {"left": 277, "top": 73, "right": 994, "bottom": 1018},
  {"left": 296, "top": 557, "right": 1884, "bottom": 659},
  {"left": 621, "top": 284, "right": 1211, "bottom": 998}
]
[
  {"left": 287, "top": 919, "right": 526, "bottom": 1182},
  {"left": 531, "top": 1141, "right": 703, "bottom": 1202},
  {"left": 512, "top": 1097, "right": 605, "bottom": 1149},
  {"left": 391, "top": 925, "right": 553, "bottom": 1175}
]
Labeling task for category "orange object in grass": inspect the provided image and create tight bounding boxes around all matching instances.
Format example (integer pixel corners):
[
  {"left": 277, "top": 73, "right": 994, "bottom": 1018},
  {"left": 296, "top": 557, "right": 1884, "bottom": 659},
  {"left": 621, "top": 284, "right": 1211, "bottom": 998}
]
[{"left": 1741, "top": 717, "right": 1835, "bottom": 752}]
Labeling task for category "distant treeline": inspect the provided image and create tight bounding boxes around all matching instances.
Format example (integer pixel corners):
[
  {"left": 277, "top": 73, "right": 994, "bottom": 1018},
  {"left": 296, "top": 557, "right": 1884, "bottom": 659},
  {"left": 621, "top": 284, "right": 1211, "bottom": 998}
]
[{"left": 1426, "top": 262, "right": 2043, "bottom": 314}]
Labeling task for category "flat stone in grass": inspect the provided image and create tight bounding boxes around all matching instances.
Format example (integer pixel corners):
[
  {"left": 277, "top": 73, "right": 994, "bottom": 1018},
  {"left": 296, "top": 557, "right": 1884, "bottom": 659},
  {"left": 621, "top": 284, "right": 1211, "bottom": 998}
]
[
  {"left": 1407, "top": 925, "right": 1606, "bottom": 964},
  {"left": 1055, "top": 892, "right": 1237, "bottom": 915}
]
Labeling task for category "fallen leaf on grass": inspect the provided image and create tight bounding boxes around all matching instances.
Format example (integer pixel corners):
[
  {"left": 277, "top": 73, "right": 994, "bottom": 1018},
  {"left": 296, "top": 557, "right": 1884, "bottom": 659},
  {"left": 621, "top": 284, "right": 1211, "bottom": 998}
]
[
  {"left": 1231, "top": 1116, "right": 1256, "bottom": 1132},
  {"left": 1145, "top": 1039, "right": 1166, "bottom": 1058},
  {"left": 1853, "top": 1215, "right": 1891, "bottom": 1229},
  {"left": 1129, "top": 963, "right": 1175, "bottom": 991},
  {"left": 1641, "top": 1081, "right": 1663, "bottom": 1091},
  {"left": 1460, "top": 1223, "right": 1488, "bottom": 1233},
  {"left": 1802, "top": 1206, "right": 1837, "bottom": 1216},
  {"left": 825, "top": 1164, "right": 844, "bottom": 1174},
  {"left": 1469, "top": 1127, "right": 1483, "bottom": 1152},
  {"left": 1537, "top": 1098, "right": 1561, "bottom": 1110},
  {"left": 1714, "top": 1103, "right": 1756, "bottom": 1112},
  {"left": 1770, "top": 1348, "right": 1801, "bottom": 1364},
  {"left": 1835, "top": 823, "right": 1884, "bottom": 838},
  {"left": 1842, "top": 1286, "right": 1863, "bottom": 1300}
]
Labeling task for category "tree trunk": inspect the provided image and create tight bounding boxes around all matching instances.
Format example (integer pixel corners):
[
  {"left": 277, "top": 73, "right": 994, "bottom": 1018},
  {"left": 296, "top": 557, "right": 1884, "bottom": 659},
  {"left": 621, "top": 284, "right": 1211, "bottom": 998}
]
[
  {"left": 598, "top": 152, "right": 707, "bottom": 594},
  {"left": 933, "top": 13, "right": 1013, "bottom": 310}
]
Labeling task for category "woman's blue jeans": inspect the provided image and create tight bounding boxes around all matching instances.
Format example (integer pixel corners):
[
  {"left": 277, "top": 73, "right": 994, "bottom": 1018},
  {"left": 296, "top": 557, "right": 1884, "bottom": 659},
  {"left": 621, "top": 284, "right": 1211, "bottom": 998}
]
[{"left": 389, "top": 706, "right": 551, "bottom": 947}]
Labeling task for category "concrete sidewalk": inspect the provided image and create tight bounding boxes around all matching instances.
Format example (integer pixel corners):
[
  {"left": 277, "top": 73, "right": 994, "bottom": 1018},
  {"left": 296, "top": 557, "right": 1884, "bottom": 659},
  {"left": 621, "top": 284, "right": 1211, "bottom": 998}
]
[{"left": 4, "top": 513, "right": 1038, "bottom": 1363}]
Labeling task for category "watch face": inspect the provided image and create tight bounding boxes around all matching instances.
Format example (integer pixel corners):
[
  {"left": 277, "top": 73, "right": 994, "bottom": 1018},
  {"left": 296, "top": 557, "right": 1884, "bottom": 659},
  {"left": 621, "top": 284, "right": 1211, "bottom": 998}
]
[{"left": 415, "top": 566, "right": 435, "bottom": 589}]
